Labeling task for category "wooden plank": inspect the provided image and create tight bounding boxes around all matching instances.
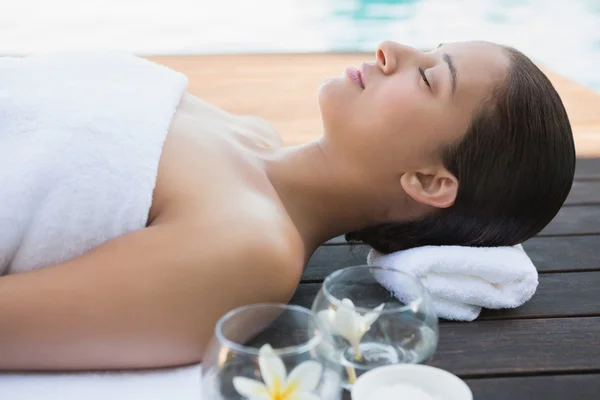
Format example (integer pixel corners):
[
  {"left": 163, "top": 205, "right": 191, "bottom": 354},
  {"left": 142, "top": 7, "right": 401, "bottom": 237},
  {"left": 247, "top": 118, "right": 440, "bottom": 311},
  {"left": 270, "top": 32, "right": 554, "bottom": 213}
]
[
  {"left": 292, "top": 271, "right": 600, "bottom": 320},
  {"left": 429, "top": 317, "right": 600, "bottom": 376},
  {"left": 575, "top": 157, "right": 600, "bottom": 180},
  {"left": 543, "top": 205, "right": 600, "bottom": 236},
  {"left": 565, "top": 180, "right": 600, "bottom": 205},
  {"left": 521, "top": 236, "right": 600, "bottom": 273},
  {"left": 325, "top": 235, "right": 347, "bottom": 245},
  {"left": 303, "top": 236, "right": 600, "bottom": 282},
  {"left": 464, "top": 374, "right": 600, "bottom": 400},
  {"left": 302, "top": 245, "right": 369, "bottom": 281},
  {"left": 480, "top": 271, "right": 600, "bottom": 319}
]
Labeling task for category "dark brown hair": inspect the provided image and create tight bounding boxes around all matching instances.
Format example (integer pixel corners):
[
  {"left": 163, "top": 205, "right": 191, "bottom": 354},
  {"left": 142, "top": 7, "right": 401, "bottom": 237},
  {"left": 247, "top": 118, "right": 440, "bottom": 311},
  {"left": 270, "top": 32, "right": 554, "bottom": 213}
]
[{"left": 346, "top": 46, "right": 576, "bottom": 254}]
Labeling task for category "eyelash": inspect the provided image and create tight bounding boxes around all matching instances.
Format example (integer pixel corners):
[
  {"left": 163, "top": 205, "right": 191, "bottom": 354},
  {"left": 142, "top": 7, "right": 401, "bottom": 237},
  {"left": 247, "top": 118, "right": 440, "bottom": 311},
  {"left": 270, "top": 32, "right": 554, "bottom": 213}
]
[{"left": 419, "top": 67, "right": 430, "bottom": 88}]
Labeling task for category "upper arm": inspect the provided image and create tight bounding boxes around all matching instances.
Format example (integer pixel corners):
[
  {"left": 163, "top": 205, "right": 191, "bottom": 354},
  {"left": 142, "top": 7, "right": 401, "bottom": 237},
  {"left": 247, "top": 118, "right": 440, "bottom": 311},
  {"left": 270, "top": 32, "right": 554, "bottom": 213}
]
[{"left": 0, "top": 222, "right": 301, "bottom": 371}]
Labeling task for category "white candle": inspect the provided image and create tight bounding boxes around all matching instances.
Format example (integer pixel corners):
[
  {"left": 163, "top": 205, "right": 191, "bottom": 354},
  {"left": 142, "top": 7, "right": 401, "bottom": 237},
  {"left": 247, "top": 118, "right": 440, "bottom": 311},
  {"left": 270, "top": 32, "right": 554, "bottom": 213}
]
[{"left": 370, "top": 383, "right": 436, "bottom": 400}]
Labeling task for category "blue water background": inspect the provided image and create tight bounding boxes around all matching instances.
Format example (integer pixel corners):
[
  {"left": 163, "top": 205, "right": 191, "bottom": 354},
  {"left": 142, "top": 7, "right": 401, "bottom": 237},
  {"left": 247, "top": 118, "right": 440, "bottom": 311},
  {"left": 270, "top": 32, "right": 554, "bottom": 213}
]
[{"left": 1, "top": 0, "right": 599, "bottom": 91}]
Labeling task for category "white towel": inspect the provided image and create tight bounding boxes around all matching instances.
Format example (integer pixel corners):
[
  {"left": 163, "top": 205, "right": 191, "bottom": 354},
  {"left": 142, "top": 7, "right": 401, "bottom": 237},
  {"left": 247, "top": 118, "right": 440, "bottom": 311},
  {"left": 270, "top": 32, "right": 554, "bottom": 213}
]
[
  {"left": 367, "top": 244, "right": 539, "bottom": 321},
  {"left": 0, "top": 51, "right": 188, "bottom": 274},
  {"left": 0, "top": 364, "right": 202, "bottom": 400}
]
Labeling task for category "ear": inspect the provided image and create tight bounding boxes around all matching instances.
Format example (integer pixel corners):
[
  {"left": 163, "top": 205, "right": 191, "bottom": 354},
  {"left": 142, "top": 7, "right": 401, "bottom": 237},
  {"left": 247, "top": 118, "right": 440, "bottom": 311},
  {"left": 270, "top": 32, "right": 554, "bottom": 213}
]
[{"left": 400, "top": 168, "right": 458, "bottom": 209}]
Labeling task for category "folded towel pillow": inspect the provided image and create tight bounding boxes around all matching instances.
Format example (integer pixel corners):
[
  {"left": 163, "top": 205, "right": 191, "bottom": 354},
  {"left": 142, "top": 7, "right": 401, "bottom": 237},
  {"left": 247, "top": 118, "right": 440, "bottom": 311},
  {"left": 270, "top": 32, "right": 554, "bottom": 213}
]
[{"left": 367, "top": 244, "right": 539, "bottom": 321}]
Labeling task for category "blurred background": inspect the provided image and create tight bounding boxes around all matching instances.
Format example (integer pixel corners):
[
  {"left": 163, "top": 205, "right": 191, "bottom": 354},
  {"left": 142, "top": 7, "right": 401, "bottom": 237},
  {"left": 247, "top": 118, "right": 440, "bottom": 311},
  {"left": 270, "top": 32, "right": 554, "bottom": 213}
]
[
  {"left": 2, "top": 0, "right": 600, "bottom": 154},
  {"left": 2, "top": 0, "right": 600, "bottom": 93}
]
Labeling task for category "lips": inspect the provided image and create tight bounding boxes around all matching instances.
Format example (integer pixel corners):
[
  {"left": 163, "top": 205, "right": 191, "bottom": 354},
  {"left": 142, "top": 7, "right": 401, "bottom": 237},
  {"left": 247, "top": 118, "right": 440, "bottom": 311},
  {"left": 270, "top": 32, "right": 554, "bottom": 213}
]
[
  {"left": 359, "top": 63, "right": 369, "bottom": 86},
  {"left": 345, "top": 66, "right": 364, "bottom": 89}
]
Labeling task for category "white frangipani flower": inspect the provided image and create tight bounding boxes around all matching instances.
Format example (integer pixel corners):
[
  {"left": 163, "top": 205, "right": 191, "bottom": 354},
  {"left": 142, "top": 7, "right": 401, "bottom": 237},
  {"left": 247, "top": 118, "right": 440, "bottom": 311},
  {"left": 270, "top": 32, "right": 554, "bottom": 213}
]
[
  {"left": 317, "top": 298, "right": 385, "bottom": 361},
  {"left": 232, "top": 344, "right": 323, "bottom": 400}
]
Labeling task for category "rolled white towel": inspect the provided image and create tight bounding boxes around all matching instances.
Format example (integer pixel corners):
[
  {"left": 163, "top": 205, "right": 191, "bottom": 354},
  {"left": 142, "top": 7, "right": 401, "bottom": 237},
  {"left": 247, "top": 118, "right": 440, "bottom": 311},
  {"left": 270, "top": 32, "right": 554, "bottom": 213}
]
[{"left": 367, "top": 244, "right": 539, "bottom": 321}]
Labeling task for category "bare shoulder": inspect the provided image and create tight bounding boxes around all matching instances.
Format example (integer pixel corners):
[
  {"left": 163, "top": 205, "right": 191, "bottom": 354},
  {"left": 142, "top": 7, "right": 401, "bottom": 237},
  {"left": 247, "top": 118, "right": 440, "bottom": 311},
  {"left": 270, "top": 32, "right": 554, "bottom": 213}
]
[
  {"left": 220, "top": 214, "right": 306, "bottom": 290},
  {"left": 152, "top": 206, "right": 306, "bottom": 299}
]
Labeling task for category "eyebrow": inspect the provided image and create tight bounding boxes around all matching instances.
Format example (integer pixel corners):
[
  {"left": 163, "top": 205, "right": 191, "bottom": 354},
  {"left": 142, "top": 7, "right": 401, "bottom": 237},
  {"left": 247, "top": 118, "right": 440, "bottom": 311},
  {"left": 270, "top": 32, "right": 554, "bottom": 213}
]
[{"left": 443, "top": 53, "right": 457, "bottom": 97}]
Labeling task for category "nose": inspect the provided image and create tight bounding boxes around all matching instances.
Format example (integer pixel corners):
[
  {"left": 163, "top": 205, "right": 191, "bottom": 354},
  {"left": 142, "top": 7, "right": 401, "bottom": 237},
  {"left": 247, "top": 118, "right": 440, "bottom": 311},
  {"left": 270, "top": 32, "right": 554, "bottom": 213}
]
[{"left": 376, "top": 41, "right": 419, "bottom": 74}]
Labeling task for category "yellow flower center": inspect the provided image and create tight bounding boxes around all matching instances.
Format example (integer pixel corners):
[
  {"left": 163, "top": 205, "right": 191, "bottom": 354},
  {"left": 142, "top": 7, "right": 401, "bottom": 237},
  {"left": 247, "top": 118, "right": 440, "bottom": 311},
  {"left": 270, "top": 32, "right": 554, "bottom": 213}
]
[{"left": 270, "top": 379, "right": 297, "bottom": 400}]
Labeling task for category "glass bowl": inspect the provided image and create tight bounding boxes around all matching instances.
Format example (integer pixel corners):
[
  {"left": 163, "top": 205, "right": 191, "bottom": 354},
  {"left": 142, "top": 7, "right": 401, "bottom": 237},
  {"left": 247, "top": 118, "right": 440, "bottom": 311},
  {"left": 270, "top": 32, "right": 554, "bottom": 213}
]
[
  {"left": 201, "top": 303, "right": 343, "bottom": 399},
  {"left": 311, "top": 265, "right": 439, "bottom": 389}
]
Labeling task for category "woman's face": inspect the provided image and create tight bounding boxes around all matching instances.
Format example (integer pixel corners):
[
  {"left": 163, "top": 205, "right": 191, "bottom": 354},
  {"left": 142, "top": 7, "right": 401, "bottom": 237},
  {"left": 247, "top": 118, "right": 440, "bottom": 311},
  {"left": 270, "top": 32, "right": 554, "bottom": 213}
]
[{"left": 318, "top": 40, "right": 510, "bottom": 179}]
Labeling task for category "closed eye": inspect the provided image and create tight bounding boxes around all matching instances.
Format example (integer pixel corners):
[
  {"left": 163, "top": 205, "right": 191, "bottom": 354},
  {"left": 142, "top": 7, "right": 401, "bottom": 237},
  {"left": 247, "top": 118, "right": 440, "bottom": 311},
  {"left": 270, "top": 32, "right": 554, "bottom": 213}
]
[{"left": 419, "top": 67, "right": 430, "bottom": 88}]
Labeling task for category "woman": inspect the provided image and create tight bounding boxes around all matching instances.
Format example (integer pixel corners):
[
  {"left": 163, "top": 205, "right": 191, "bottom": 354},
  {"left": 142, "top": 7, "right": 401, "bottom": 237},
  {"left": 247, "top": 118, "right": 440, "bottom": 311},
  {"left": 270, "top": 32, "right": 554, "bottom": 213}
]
[{"left": 0, "top": 40, "right": 575, "bottom": 370}]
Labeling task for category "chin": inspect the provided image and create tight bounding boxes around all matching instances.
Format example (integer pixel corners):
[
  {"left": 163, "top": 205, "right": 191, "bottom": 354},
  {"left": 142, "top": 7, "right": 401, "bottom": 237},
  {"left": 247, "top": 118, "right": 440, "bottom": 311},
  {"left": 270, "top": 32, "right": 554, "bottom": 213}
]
[
  {"left": 317, "top": 76, "right": 353, "bottom": 131},
  {"left": 317, "top": 76, "right": 340, "bottom": 102}
]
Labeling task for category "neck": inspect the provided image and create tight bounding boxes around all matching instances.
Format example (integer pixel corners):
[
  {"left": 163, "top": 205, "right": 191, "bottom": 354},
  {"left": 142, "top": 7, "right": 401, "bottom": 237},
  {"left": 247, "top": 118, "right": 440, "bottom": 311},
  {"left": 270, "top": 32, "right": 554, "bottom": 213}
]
[{"left": 265, "top": 139, "right": 394, "bottom": 255}]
